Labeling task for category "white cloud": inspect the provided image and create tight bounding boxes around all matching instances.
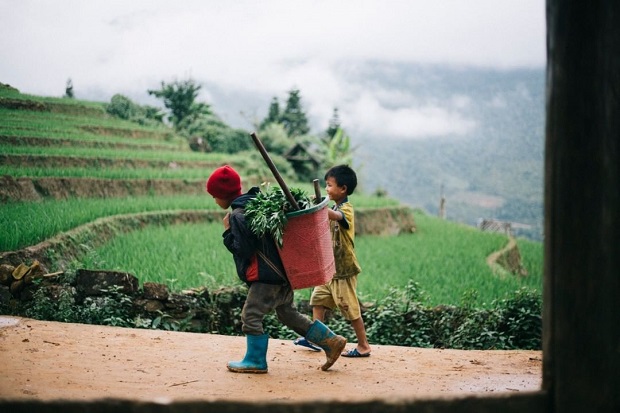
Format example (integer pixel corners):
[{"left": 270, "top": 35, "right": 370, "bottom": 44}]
[
  {"left": 345, "top": 93, "right": 476, "bottom": 139},
  {"left": 0, "top": 0, "right": 544, "bottom": 138}
]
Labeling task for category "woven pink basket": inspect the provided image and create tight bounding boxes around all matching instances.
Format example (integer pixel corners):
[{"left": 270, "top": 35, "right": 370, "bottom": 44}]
[{"left": 278, "top": 197, "right": 335, "bottom": 290}]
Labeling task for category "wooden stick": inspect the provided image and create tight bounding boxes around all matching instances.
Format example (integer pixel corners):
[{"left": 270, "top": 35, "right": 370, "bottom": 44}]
[
  {"left": 250, "top": 132, "right": 300, "bottom": 210},
  {"left": 313, "top": 179, "right": 322, "bottom": 204}
]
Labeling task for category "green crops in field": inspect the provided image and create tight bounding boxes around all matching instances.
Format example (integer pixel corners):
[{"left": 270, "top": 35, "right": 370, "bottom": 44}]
[
  {"left": 0, "top": 109, "right": 182, "bottom": 147},
  {"left": 0, "top": 88, "right": 106, "bottom": 108},
  {"left": 79, "top": 222, "right": 238, "bottom": 291},
  {"left": 0, "top": 144, "right": 232, "bottom": 163},
  {"left": 355, "top": 213, "right": 543, "bottom": 306},
  {"left": 0, "top": 127, "right": 179, "bottom": 146},
  {"left": 0, "top": 193, "right": 398, "bottom": 252},
  {"left": 0, "top": 107, "right": 150, "bottom": 129},
  {"left": 0, "top": 196, "right": 219, "bottom": 251},
  {"left": 75, "top": 213, "right": 543, "bottom": 307},
  {"left": 0, "top": 165, "right": 216, "bottom": 180}
]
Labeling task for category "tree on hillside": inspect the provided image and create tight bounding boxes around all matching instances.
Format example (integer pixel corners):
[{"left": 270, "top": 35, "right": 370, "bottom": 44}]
[
  {"left": 322, "top": 127, "right": 354, "bottom": 168},
  {"left": 107, "top": 94, "right": 136, "bottom": 120},
  {"left": 148, "top": 79, "right": 210, "bottom": 129},
  {"left": 319, "top": 108, "right": 354, "bottom": 168},
  {"left": 260, "top": 97, "right": 281, "bottom": 130},
  {"left": 258, "top": 122, "right": 290, "bottom": 155},
  {"left": 255, "top": 90, "right": 355, "bottom": 179},
  {"left": 280, "top": 89, "right": 310, "bottom": 137},
  {"left": 325, "top": 107, "right": 341, "bottom": 139},
  {"left": 64, "top": 78, "right": 74, "bottom": 99}
]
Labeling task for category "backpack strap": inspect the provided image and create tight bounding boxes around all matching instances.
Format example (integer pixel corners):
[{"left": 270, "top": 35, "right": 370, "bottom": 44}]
[
  {"left": 256, "top": 248, "right": 288, "bottom": 283},
  {"left": 234, "top": 207, "right": 289, "bottom": 283}
]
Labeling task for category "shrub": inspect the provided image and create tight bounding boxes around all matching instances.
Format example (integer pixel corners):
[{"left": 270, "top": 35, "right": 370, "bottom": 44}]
[
  {"left": 4, "top": 278, "right": 542, "bottom": 350},
  {"left": 106, "top": 94, "right": 137, "bottom": 120},
  {"left": 25, "top": 283, "right": 79, "bottom": 323},
  {"left": 495, "top": 287, "right": 543, "bottom": 349},
  {"left": 79, "top": 285, "right": 134, "bottom": 327},
  {"left": 204, "top": 127, "right": 253, "bottom": 154},
  {"left": 106, "top": 94, "right": 164, "bottom": 126},
  {"left": 364, "top": 281, "right": 434, "bottom": 347},
  {"left": 292, "top": 283, "right": 542, "bottom": 350}
]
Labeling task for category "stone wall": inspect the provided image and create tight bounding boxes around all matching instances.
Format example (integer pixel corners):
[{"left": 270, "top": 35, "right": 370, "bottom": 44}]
[{"left": 0, "top": 262, "right": 248, "bottom": 334}]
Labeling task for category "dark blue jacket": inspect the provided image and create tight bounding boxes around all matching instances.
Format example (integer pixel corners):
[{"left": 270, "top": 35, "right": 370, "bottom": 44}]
[{"left": 222, "top": 187, "right": 288, "bottom": 286}]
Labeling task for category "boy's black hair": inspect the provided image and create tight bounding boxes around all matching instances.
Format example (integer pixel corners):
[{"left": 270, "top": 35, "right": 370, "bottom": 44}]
[{"left": 325, "top": 164, "right": 357, "bottom": 195}]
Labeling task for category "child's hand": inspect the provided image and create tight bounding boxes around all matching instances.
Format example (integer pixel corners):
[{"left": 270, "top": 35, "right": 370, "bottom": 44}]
[{"left": 223, "top": 212, "right": 231, "bottom": 230}]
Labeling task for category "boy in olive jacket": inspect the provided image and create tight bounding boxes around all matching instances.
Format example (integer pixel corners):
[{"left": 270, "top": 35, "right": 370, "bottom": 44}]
[{"left": 295, "top": 165, "right": 371, "bottom": 357}]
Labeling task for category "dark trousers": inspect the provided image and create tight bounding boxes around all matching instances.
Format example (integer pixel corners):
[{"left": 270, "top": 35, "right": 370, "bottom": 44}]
[{"left": 241, "top": 282, "right": 312, "bottom": 336}]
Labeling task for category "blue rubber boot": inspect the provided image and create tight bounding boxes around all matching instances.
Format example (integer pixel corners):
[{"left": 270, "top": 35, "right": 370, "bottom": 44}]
[
  {"left": 227, "top": 333, "right": 269, "bottom": 374},
  {"left": 305, "top": 320, "right": 347, "bottom": 371}
]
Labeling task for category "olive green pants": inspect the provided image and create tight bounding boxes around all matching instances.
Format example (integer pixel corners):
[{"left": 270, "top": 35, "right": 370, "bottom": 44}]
[{"left": 241, "top": 282, "right": 312, "bottom": 336}]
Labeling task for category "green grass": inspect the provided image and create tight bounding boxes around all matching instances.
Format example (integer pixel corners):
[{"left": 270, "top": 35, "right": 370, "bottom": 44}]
[
  {"left": 79, "top": 222, "right": 238, "bottom": 292},
  {"left": 0, "top": 144, "right": 231, "bottom": 162},
  {"left": 0, "top": 107, "right": 166, "bottom": 133},
  {"left": 0, "top": 165, "right": 218, "bottom": 180},
  {"left": 0, "top": 127, "right": 182, "bottom": 147},
  {"left": 0, "top": 195, "right": 218, "bottom": 251},
  {"left": 1, "top": 109, "right": 105, "bottom": 127},
  {"left": 0, "top": 192, "right": 399, "bottom": 252},
  {"left": 0, "top": 86, "right": 107, "bottom": 109},
  {"left": 74, "top": 211, "right": 543, "bottom": 308},
  {"left": 356, "top": 212, "right": 543, "bottom": 306},
  {"left": 515, "top": 237, "right": 545, "bottom": 277},
  {"left": 0, "top": 107, "right": 185, "bottom": 147}
]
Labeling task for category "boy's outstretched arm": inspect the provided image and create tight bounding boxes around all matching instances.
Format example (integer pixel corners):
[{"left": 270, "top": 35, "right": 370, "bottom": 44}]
[{"left": 327, "top": 209, "right": 343, "bottom": 221}]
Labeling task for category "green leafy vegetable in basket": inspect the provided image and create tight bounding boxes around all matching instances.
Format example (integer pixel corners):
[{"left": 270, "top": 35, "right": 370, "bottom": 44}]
[{"left": 245, "top": 186, "right": 313, "bottom": 247}]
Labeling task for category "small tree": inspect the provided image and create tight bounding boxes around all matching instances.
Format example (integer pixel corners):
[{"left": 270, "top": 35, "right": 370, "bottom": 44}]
[
  {"left": 326, "top": 107, "right": 341, "bottom": 139},
  {"left": 64, "top": 78, "right": 74, "bottom": 99},
  {"left": 107, "top": 94, "right": 136, "bottom": 120},
  {"left": 148, "top": 79, "right": 208, "bottom": 129},
  {"left": 260, "top": 97, "right": 281, "bottom": 130},
  {"left": 320, "top": 110, "right": 354, "bottom": 169},
  {"left": 280, "top": 89, "right": 310, "bottom": 137},
  {"left": 258, "top": 122, "right": 291, "bottom": 155},
  {"left": 322, "top": 127, "right": 354, "bottom": 168}
]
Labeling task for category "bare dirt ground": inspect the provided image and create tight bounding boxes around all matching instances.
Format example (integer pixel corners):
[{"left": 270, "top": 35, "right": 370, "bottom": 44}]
[{"left": 0, "top": 316, "right": 542, "bottom": 403}]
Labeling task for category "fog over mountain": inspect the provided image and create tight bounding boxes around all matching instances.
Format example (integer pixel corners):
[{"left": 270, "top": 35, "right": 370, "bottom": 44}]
[{"left": 205, "top": 62, "right": 545, "bottom": 241}]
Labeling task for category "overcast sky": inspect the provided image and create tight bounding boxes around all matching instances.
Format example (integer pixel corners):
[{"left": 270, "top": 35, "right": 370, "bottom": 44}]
[{"left": 0, "top": 0, "right": 546, "bottom": 139}]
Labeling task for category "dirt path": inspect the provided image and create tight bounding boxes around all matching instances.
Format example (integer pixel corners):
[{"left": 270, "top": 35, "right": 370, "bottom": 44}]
[{"left": 0, "top": 316, "right": 542, "bottom": 403}]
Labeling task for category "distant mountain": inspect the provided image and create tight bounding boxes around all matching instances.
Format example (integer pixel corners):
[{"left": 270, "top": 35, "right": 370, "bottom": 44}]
[
  {"left": 201, "top": 63, "right": 545, "bottom": 241},
  {"left": 351, "top": 64, "right": 545, "bottom": 241}
]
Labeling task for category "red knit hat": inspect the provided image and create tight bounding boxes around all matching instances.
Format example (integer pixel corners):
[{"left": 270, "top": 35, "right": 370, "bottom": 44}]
[{"left": 206, "top": 165, "right": 242, "bottom": 200}]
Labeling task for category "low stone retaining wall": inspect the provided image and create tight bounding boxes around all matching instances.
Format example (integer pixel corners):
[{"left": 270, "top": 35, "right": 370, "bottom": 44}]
[{"left": 0, "top": 261, "right": 248, "bottom": 334}]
